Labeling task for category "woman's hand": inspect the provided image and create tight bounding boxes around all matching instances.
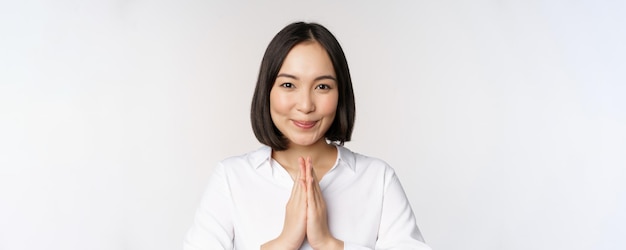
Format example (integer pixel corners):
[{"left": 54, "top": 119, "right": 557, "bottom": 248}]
[
  {"left": 261, "top": 161, "right": 307, "bottom": 250},
  {"left": 303, "top": 157, "right": 344, "bottom": 250},
  {"left": 262, "top": 156, "right": 343, "bottom": 250}
]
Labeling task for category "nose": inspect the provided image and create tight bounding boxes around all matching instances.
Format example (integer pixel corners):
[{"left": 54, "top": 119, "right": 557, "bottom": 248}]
[{"left": 296, "top": 90, "right": 315, "bottom": 114}]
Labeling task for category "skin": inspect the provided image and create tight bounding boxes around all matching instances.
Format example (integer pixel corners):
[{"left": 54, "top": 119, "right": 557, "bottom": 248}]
[{"left": 261, "top": 41, "right": 344, "bottom": 250}]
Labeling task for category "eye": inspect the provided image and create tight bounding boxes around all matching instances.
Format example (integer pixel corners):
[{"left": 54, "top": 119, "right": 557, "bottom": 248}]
[
  {"left": 316, "top": 84, "right": 332, "bottom": 90},
  {"left": 280, "top": 82, "right": 294, "bottom": 88}
]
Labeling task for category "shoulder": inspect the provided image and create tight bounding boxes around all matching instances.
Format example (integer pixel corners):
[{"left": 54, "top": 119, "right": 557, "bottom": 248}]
[
  {"left": 338, "top": 145, "right": 397, "bottom": 176},
  {"left": 217, "top": 146, "right": 271, "bottom": 171}
]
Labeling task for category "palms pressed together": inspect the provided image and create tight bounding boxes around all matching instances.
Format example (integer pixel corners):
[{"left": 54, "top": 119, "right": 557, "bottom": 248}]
[{"left": 262, "top": 157, "right": 343, "bottom": 250}]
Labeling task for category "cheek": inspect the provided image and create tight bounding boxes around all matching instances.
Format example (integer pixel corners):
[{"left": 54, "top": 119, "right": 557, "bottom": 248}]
[
  {"left": 319, "top": 95, "right": 339, "bottom": 116},
  {"left": 269, "top": 91, "right": 290, "bottom": 115}
]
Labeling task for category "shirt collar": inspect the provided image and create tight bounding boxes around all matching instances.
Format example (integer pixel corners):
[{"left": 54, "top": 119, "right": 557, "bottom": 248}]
[
  {"left": 250, "top": 144, "right": 356, "bottom": 172},
  {"left": 249, "top": 145, "right": 272, "bottom": 169},
  {"left": 336, "top": 144, "right": 356, "bottom": 172}
]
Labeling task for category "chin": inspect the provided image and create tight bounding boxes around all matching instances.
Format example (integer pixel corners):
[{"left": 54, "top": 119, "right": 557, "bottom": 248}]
[{"left": 288, "top": 137, "right": 323, "bottom": 147}]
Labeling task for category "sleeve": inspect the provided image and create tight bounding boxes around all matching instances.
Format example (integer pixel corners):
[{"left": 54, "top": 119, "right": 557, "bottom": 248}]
[
  {"left": 374, "top": 171, "right": 432, "bottom": 250},
  {"left": 183, "top": 163, "right": 235, "bottom": 250}
]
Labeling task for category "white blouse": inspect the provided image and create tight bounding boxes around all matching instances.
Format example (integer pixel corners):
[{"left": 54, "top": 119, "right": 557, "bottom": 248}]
[{"left": 184, "top": 145, "right": 431, "bottom": 250}]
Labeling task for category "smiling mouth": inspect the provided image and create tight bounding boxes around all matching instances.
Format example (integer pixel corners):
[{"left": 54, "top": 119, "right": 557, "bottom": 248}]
[{"left": 293, "top": 120, "right": 317, "bottom": 129}]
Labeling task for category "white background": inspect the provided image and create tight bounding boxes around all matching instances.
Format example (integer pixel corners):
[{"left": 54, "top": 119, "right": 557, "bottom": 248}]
[{"left": 1, "top": 1, "right": 625, "bottom": 249}]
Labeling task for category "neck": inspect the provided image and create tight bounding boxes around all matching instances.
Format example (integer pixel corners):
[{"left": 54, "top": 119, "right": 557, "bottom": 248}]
[{"left": 271, "top": 139, "right": 338, "bottom": 179}]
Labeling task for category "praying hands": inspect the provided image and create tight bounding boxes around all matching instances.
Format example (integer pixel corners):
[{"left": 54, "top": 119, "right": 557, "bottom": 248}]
[{"left": 261, "top": 157, "right": 343, "bottom": 250}]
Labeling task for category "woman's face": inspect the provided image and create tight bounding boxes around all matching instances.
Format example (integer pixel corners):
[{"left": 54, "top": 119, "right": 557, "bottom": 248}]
[{"left": 270, "top": 41, "right": 339, "bottom": 148}]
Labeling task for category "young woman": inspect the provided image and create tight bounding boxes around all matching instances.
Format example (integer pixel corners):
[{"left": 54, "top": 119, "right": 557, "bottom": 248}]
[{"left": 184, "top": 22, "right": 431, "bottom": 250}]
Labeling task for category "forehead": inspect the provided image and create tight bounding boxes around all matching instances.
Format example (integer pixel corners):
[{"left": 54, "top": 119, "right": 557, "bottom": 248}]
[{"left": 278, "top": 41, "right": 336, "bottom": 77}]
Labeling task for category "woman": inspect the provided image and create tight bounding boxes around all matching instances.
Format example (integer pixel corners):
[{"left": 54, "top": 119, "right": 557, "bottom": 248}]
[{"left": 184, "top": 22, "right": 431, "bottom": 250}]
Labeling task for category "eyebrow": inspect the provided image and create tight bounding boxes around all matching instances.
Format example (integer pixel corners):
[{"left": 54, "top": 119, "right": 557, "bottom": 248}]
[{"left": 276, "top": 73, "right": 337, "bottom": 82}]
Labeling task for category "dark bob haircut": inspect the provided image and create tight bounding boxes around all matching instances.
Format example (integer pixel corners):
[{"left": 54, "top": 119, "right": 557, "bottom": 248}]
[{"left": 251, "top": 22, "right": 356, "bottom": 151}]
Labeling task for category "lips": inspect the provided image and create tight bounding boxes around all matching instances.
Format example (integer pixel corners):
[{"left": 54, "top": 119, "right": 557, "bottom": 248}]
[{"left": 293, "top": 120, "right": 317, "bottom": 129}]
